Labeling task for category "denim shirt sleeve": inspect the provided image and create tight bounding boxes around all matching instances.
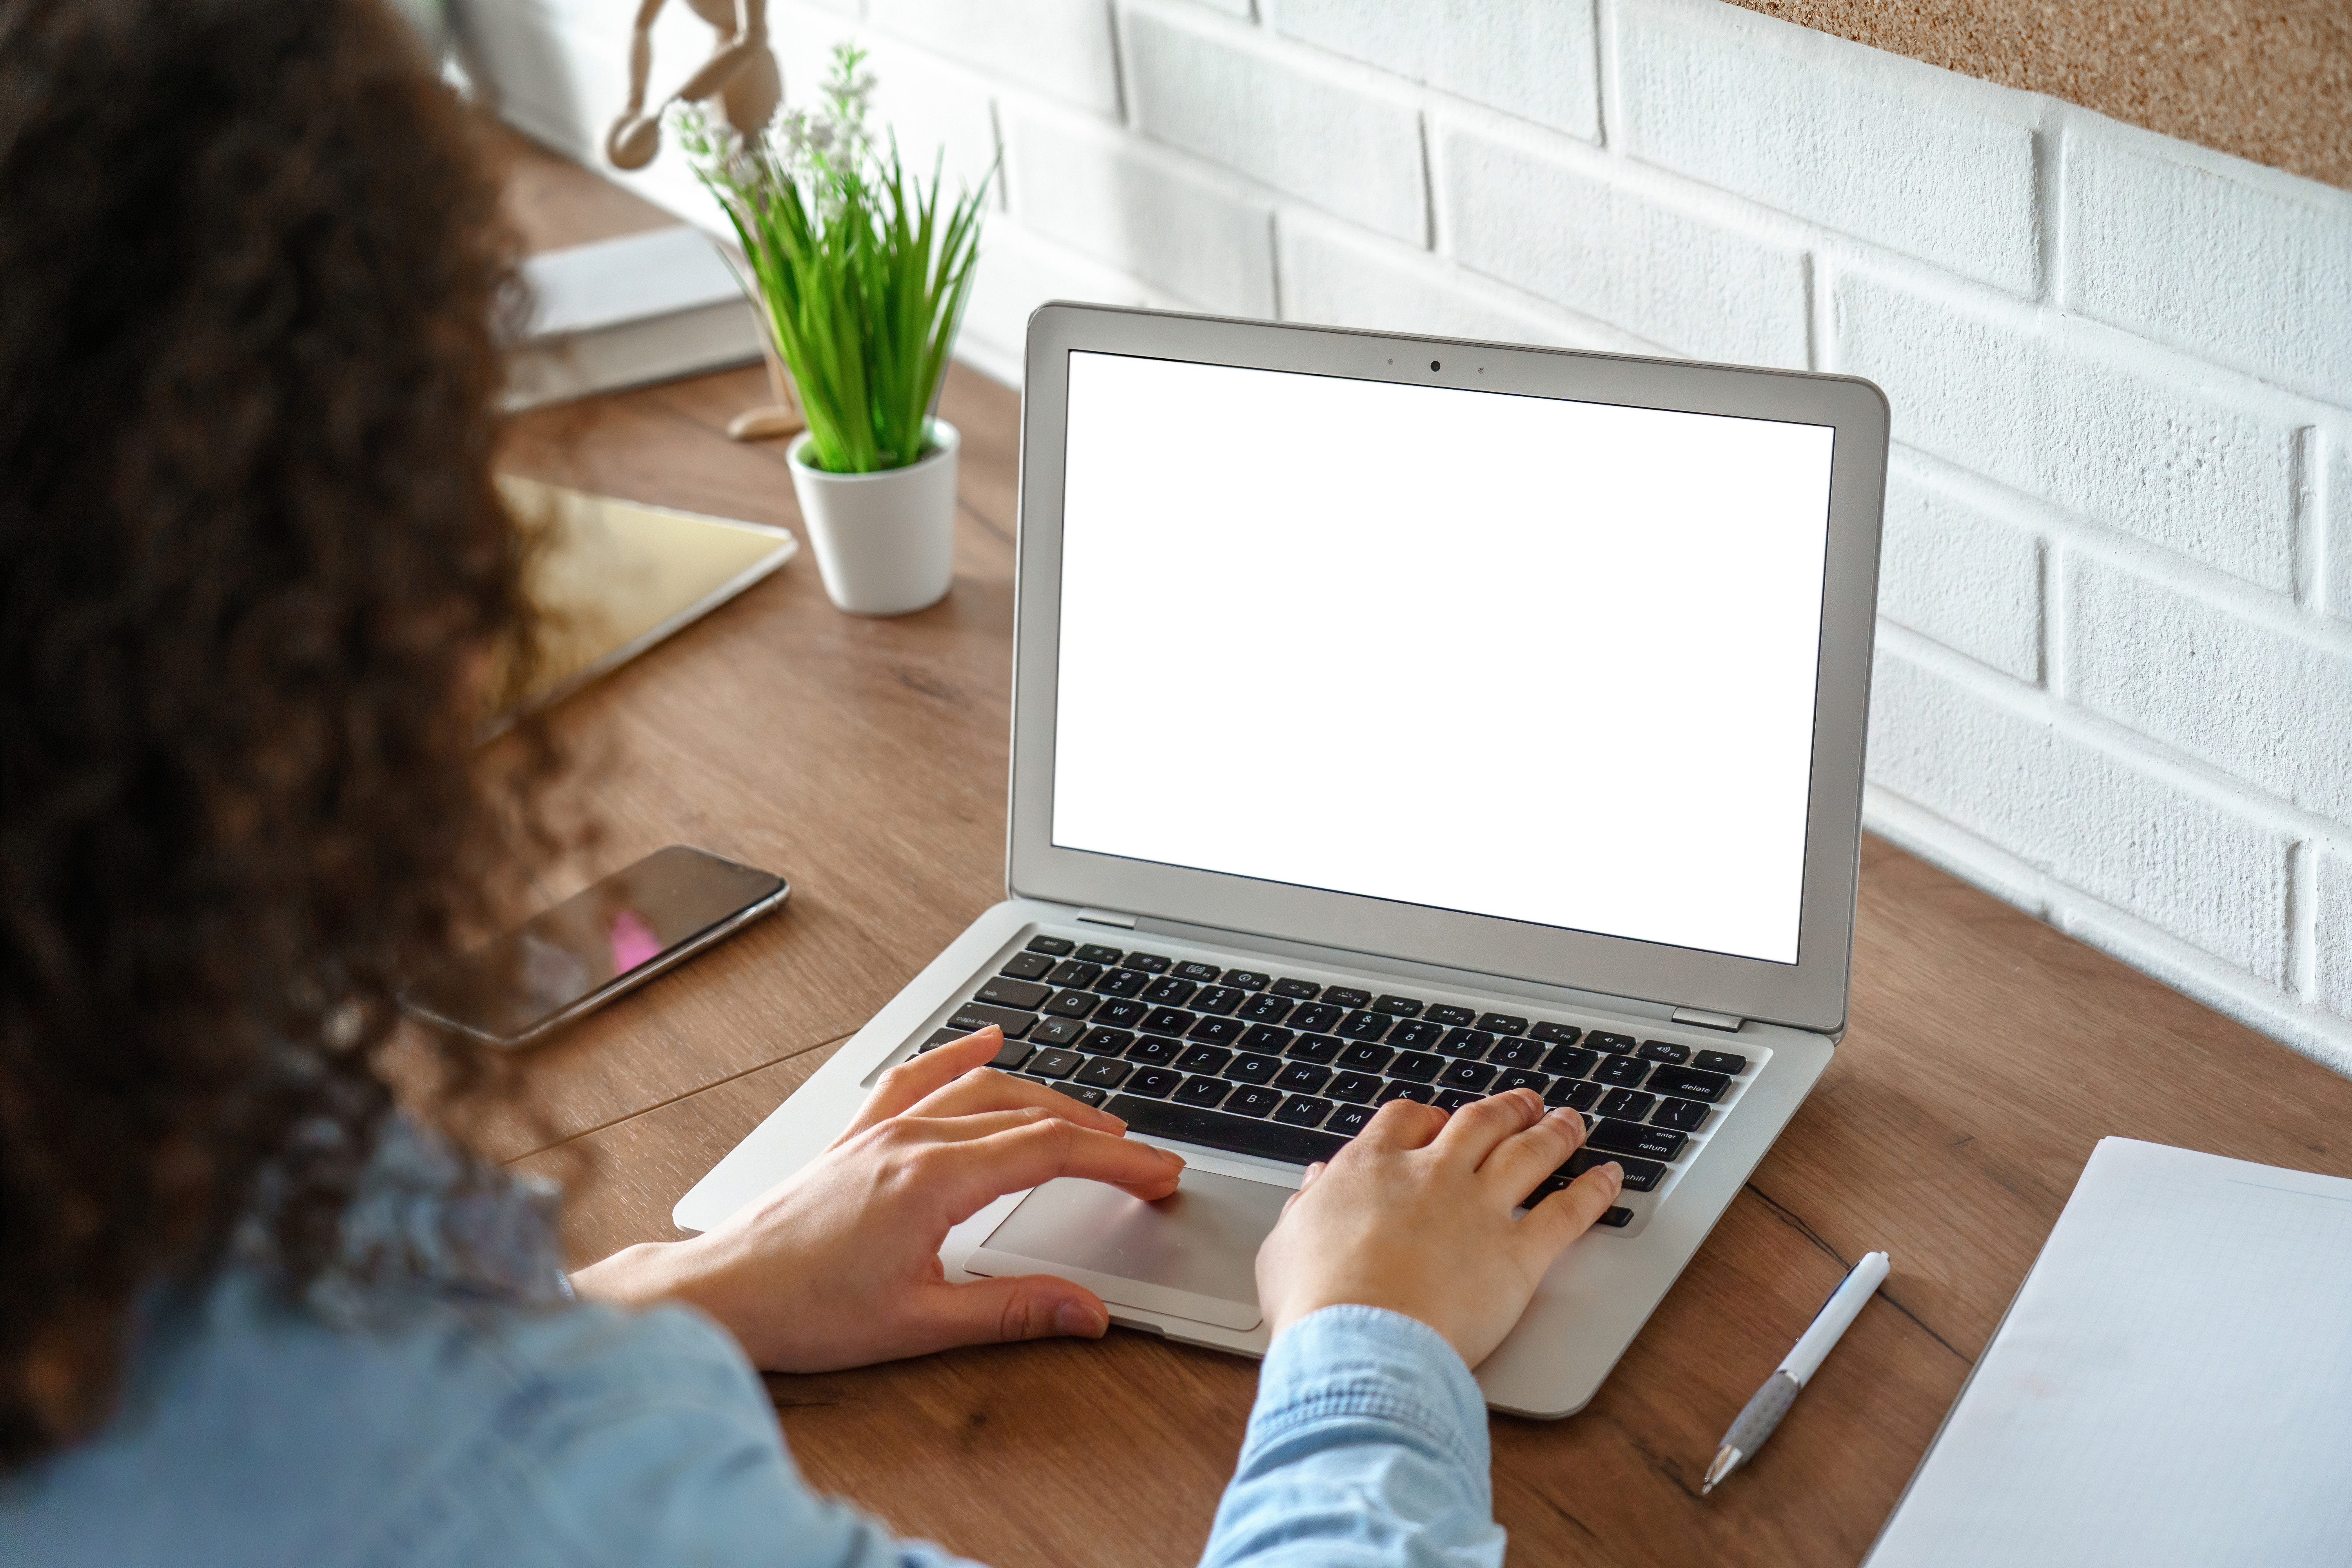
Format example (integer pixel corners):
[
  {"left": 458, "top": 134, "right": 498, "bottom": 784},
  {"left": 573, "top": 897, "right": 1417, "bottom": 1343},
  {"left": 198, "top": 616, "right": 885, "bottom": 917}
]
[
  {"left": 461, "top": 1303, "right": 984, "bottom": 1568},
  {"left": 1200, "top": 1306, "right": 1507, "bottom": 1568}
]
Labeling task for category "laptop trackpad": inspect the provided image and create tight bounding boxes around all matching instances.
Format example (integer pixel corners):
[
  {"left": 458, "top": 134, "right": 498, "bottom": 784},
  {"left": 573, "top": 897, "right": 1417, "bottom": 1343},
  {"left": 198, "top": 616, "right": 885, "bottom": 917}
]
[{"left": 964, "top": 1169, "right": 1289, "bottom": 1332}]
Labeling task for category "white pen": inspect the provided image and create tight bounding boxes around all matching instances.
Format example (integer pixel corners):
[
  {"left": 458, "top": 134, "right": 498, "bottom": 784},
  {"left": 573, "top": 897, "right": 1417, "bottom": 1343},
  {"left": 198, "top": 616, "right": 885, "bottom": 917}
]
[{"left": 1703, "top": 1250, "right": 1890, "bottom": 1494}]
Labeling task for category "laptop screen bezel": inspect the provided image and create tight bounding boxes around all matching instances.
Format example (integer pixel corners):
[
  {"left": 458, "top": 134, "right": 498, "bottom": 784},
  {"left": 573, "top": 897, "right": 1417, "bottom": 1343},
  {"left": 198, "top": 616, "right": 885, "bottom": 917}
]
[{"left": 1007, "top": 303, "right": 1888, "bottom": 1036}]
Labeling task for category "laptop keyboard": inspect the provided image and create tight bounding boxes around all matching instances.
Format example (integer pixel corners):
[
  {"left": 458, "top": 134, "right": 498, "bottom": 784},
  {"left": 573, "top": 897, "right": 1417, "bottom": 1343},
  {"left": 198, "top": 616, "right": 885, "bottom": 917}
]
[{"left": 916, "top": 934, "right": 1764, "bottom": 1234}]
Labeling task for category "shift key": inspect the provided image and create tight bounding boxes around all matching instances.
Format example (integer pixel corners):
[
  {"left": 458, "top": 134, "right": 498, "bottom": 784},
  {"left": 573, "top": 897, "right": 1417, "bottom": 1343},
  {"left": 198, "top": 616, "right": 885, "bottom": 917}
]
[{"left": 947, "top": 1000, "right": 1038, "bottom": 1039}]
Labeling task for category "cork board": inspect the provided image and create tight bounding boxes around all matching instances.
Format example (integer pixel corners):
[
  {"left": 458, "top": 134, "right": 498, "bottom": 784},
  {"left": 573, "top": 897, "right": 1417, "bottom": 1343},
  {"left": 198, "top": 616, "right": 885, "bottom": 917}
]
[{"left": 1724, "top": 0, "right": 2352, "bottom": 191}]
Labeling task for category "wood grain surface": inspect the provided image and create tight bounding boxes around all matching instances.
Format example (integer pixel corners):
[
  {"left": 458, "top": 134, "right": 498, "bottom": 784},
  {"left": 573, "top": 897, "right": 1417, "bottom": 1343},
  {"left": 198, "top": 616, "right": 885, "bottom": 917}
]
[{"left": 489, "top": 141, "right": 2352, "bottom": 1567}]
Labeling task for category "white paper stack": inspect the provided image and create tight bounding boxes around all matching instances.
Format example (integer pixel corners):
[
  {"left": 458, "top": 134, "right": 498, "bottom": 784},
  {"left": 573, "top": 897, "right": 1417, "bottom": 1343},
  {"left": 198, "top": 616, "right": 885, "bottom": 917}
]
[
  {"left": 1867, "top": 1138, "right": 2352, "bottom": 1567},
  {"left": 504, "top": 226, "right": 763, "bottom": 410}
]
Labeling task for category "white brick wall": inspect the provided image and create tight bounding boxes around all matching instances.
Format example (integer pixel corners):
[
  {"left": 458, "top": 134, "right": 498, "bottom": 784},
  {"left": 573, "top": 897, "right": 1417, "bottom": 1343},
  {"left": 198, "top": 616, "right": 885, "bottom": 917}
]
[{"left": 465, "top": 0, "right": 2352, "bottom": 1073}]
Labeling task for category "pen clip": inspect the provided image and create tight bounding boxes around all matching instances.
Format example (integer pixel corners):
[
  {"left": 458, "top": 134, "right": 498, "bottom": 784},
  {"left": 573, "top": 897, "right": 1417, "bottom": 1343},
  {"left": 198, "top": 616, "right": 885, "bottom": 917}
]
[{"left": 1808, "top": 1259, "right": 1859, "bottom": 1323}]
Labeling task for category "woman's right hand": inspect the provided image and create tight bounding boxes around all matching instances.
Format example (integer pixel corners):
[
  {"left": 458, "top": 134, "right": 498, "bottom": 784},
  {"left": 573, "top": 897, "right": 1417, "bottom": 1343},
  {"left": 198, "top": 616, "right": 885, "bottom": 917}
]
[{"left": 1254, "top": 1089, "right": 1623, "bottom": 1368}]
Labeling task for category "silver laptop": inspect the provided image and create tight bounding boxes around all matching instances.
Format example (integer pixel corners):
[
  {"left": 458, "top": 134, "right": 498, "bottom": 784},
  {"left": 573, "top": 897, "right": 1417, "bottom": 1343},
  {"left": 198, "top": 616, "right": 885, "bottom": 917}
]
[{"left": 676, "top": 303, "right": 1889, "bottom": 1418}]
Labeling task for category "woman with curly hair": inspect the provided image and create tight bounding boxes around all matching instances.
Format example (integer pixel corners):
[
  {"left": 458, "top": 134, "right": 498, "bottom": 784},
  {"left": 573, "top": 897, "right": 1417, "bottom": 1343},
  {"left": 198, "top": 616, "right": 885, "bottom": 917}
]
[{"left": 0, "top": 2, "right": 1623, "bottom": 1563}]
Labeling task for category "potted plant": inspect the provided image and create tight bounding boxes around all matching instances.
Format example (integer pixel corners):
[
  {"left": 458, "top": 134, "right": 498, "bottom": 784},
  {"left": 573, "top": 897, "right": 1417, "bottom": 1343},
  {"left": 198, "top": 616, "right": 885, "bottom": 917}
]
[{"left": 678, "top": 47, "right": 988, "bottom": 617}]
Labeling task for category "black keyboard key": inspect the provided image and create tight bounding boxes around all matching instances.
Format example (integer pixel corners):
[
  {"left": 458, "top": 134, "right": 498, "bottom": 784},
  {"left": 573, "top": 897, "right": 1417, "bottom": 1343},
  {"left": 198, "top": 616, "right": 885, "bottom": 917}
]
[
  {"left": 1639, "top": 1039, "right": 1690, "bottom": 1064},
  {"left": 1239, "top": 993, "right": 1294, "bottom": 1024},
  {"left": 1372, "top": 994, "right": 1425, "bottom": 1016},
  {"left": 1287, "top": 1033, "right": 1344, "bottom": 1064},
  {"left": 1026, "top": 935, "right": 1075, "bottom": 956},
  {"left": 1546, "top": 1080, "right": 1602, "bottom": 1111},
  {"left": 1126, "top": 1066, "right": 1182, "bottom": 1098},
  {"left": 1048, "top": 1080, "right": 1109, "bottom": 1107},
  {"left": 1434, "top": 1088, "right": 1483, "bottom": 1112},
  {"left": 1189, "top": 1016, "right": 1245, "bottom": 1045},
  {"left": 1025, "top": 1048, "right": 1084, "bottom": 1080},
  {"left": 1238, "top": 1024, "right": 1295, "bottom": 1054},
  {"left": 1173, "top": 1075, "right": 1229, "bottom": 1107},
  {"left": 1080, "top": 1027, "right": 1136, "bottom": 1056},
  {"left": 1290, "top": 1002, "right": 1344, "bottom": 1033},
  {"left": 1438, "top": 1060, "right": 1497, "bottom": 1093},
  {"left": 1125, "top": 952, "right": 1172, "bottom": 974},
  {"left": 1567, "top": 1147, "right": 1664, "bottom": 1191},
  {"left": 1494, "top": 1069, "right": 1550, "bottom": 1096},
  {"left": 1588, "top": 1030, "right": 1636, "bottom": 1054},
  {"left": 1530, "top": 1020, "right": 1581, "bottom": 1045},
  {"left": 1694, "top": 1050, "right": 1749, "bottom": 1076},
  {"left": 1597, "top": 1089, "right": 1655, "bottom": 1120},
  {"left": 1140, "top": 1006, "right": 1193, "bottom": 1035},
  {"left": 1388, "top": 1019, "right": 1446, "bottom": 1051},
  {"left": 1388, "top": 1051, "right": 1442, "bottom": 1083},
  {"left": 1523, "top": 1174, "right": 1572, "bottom": 1206},
  {"left": 1029, "top": 1016, "right": 1086, "bottom": 1047},
  {"left": 1091, "top": 998, "right": 1149, "bottom": 1030},
  {"left": 1175, "top": 1044, "right": 1232, "bottom": 1075},
  {"left": 1597, "top": 1206, "right": 1633, "bottom": 1228},
  {"left": 1047, "top": 959, "right": 1103, "bottom": 989},
  {"left": 1439, "top": 1027, "right": 1494, "bottom": 1059},
  {"left": 1193, "top": 985, "right": 1246, "bottom": 1016},
  {"left": 1644, "top": 1065, "right": 1732, "bottom": 1103},
  {"left": 1075, "top": 943, "right": 1124, "bottom": 965},
  {"left": 1477, "top": 1013, "right": 1528, "bottom": 1035},
  {"left": 1542, "top": 1045, "right": 1599, "bottom": 1079},
  {"left": 1127, "top": 1035, "right": 1182, "bottom": 1067},
  {"left": 1042, "top": 991, "right": 1099, "bottom": 1019},
  {"left": 1105, "top": 1093, "right": 1346, "bottom": 1163},
  {"left": 1274, "top": 1061, "right": 1332, "bottom": 1094},
  {"left": 1274, "top": 1094, "right": 1333, "bottom": 1128},
  {"left": 1337, "top": 1010, "right": 1392, "bottom": 1041},
  {"left": 978, "top": 976, "right": 1052, "bottom": 1011},
  {"left": 1653, "top": 1097, "right": 1709, "bottom": 1132},
  {"left": 1226, "top": 1084, "right": 1282, "bottom": 1117},
  {"left": 1326, "top": 1103, "right": 1376, "bottom": 1137},
  {"left": 1094, "top": 967, "right": 1149, "bottom": 998},
  {"left": 1173, "top": 960, "right": 1222, "bottom": 983},
  {"left": 923, "top": 1027, "right": 1034, "bottom": 1070},
  {"left": 1595, "top": 1054, "right": 1649, "bottom": 1086},
  {"left": 1323, "top": 987, "right": 1371, "bottom": 1009},
  {"left": 949, "top": 1001, "right": 1038, "bottom": 1038},
  {"left": 1272, "top": 977, "right": 1321, "bottom": 1000},
  {"left": 1486, "top": 1037, "right": 1544, "bottom": 1070},
  {"left": 1328, "top": 1071, "right": 1383, "bottom": 1103},
  {"left": 1425, "top": 1004, "right": 1477, "bottom": 1027},
  {"left": 1588, "top": 1119, "right": 1687, "bottom": 1161},
  {"left": 1142, "top": 977, "right": 1198, "bottom": 1007},
  {"left": 1377, "top": 1080, "right": 1435, "bottom": 1104},
  {"left": 1225, "top": 1053, "right": 1281, "bottom": 1085},
  {"left": 1076, "top": 1057, "right": 1131, "bottom": 1089},
  {"left": 1000, "top": 951, "right": 1056, "bottom": 981},
  {"left": 1223, "top": 969, "right": 1271, "bottom": 990},
  {"left": 1335, "top": 1042, "right": 1394, "bottom": 1073}
]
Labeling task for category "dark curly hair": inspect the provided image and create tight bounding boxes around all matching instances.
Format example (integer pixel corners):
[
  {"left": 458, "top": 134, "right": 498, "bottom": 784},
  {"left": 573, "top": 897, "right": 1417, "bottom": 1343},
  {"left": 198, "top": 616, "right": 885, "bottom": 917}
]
[{"left": 0, "top": 0, "right": 555, "bottom": 1466}]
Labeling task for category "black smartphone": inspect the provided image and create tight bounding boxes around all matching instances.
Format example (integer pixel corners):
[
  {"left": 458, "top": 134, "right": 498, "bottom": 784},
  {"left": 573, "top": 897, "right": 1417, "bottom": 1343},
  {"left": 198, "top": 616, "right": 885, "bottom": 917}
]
[{"left": 405, "top": 845, "right": 789, "bottom": 1047}]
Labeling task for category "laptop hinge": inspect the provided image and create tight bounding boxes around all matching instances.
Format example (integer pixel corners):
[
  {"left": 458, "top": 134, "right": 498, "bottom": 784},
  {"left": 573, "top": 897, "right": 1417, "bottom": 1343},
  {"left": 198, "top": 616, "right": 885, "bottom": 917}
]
[
  {"left": 1671, "top": 1006, "right": 1745, "bottom": 1033},
  {"left": 1076, "top": 907, "right": 1138, "bottom": 930}
]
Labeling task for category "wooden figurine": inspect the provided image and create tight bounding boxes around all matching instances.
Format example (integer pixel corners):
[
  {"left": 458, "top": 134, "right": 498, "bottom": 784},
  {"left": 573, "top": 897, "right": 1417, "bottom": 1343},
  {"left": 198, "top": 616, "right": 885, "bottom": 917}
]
[{"left": 605, "top": 0, "right": 803, "bottom": 442}]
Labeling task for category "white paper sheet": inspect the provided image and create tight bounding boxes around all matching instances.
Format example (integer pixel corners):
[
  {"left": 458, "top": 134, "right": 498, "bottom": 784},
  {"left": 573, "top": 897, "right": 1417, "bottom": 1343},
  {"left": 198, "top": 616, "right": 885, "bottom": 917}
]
[{"left": 1868, "top": 1138, "right": 2352, "bottom": 1566}]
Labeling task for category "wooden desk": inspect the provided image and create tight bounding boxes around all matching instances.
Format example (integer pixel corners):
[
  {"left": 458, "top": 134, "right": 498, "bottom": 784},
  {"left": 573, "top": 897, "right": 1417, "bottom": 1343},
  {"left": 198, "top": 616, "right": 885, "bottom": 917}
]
[{"left": 490, "top": 138, "right": 2352, "bottom": 1568}]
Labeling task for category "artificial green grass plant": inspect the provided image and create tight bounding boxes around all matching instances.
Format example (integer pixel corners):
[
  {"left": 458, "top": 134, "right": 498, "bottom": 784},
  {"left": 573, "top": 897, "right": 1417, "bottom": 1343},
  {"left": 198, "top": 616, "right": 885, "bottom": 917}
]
[{"left": 678, "top": 46, "right": 988, "bottom": 474}]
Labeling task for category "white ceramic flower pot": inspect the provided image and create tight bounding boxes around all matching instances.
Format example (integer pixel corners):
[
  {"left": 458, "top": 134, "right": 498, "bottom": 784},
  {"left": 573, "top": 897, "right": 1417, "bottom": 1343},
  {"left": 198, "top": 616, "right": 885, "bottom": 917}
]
[{"left": 784, "top": 420, "right": 959, "bottom": 617}]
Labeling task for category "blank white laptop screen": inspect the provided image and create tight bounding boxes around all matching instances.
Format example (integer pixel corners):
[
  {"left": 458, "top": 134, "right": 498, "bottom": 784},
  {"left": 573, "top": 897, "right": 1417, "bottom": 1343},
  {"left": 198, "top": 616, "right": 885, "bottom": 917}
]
[{"left": 1049, "top": 352, "right": 1836, "bottom": 965}]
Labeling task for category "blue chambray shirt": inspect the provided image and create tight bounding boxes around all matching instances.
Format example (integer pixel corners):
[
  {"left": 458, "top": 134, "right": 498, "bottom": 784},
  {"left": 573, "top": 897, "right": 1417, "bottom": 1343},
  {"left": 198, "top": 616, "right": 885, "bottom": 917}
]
[{"left": 0, "top": 1122, "right": 1506, "bottom": 1568}]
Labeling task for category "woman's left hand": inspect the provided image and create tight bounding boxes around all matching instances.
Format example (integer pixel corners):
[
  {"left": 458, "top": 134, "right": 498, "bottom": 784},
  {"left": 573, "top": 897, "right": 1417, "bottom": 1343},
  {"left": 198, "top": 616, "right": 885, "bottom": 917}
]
[{"left": 570, "top": 1027, "right": 1185, "bottom": 1370}]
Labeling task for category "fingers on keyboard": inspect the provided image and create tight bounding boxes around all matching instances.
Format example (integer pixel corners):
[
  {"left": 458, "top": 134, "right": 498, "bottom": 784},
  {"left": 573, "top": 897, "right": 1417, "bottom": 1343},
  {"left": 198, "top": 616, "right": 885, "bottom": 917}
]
[{"left": 947, "top": 946, "right": 1742, "bottom": 1219}]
